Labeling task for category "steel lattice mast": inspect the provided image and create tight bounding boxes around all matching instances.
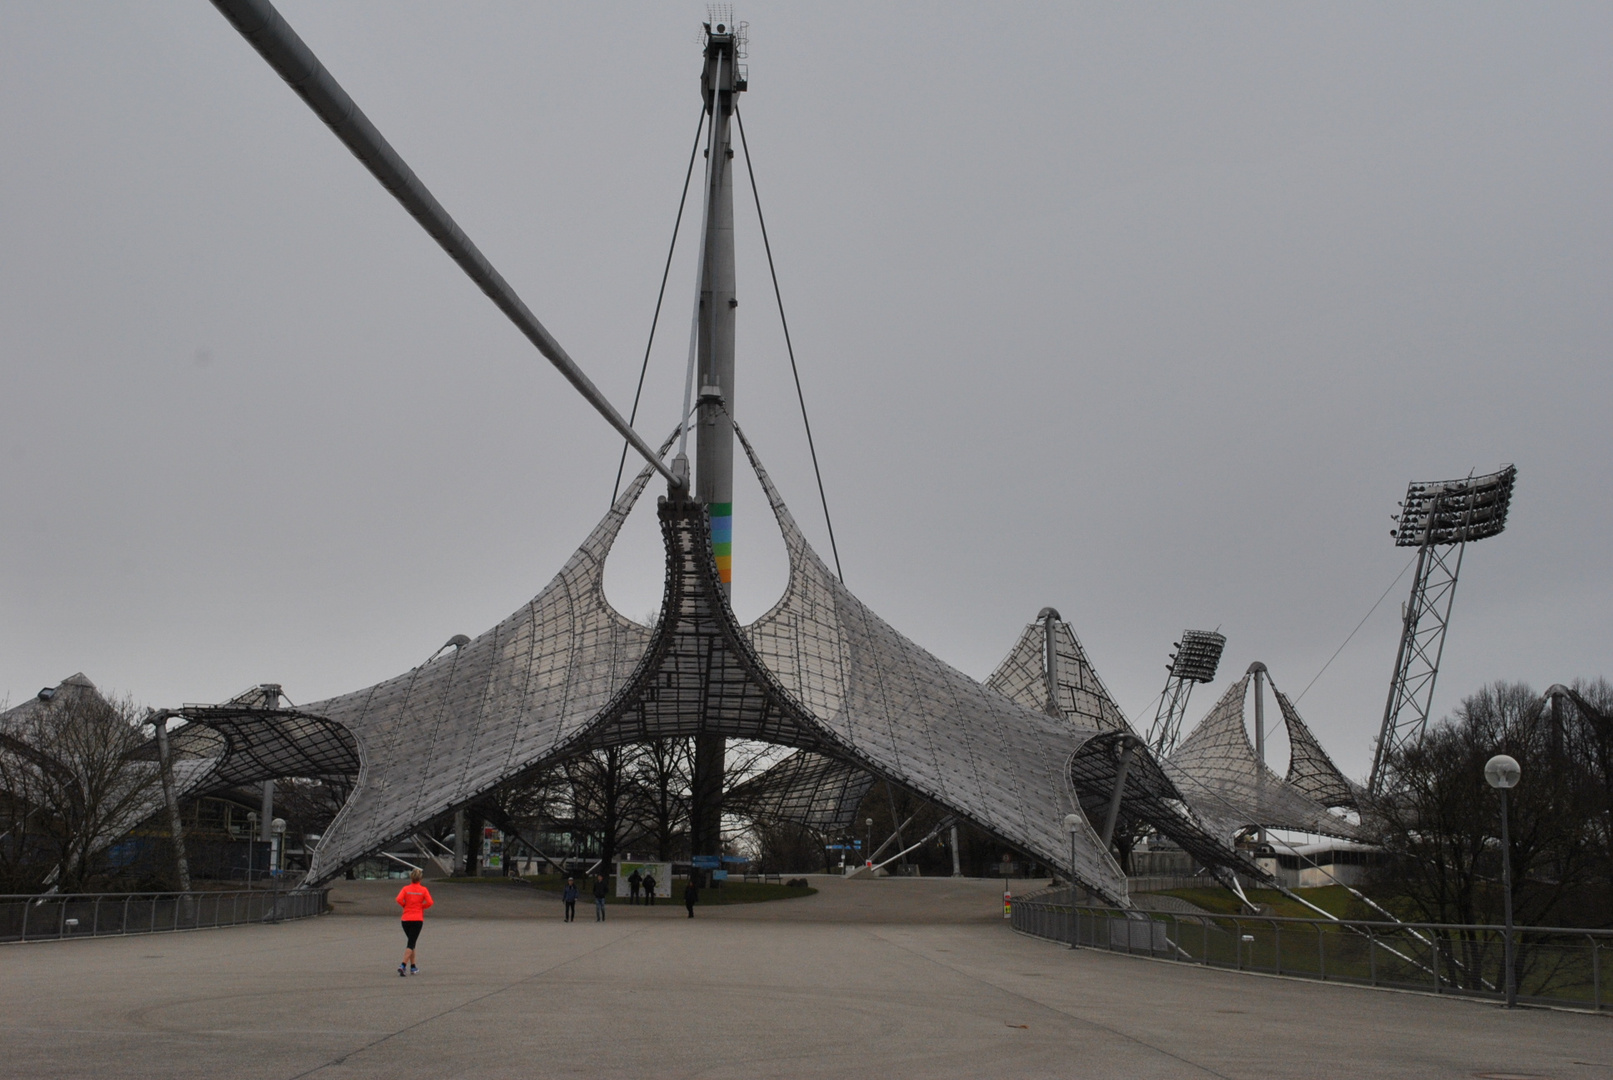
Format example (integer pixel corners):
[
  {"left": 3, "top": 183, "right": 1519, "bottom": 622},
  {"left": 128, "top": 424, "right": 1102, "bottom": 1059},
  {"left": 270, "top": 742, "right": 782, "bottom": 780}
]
[
  {"left": 690, "top": 16, "right": 748, "bottom": 869},
  {"left": 1368, "top": 465, "right": 1517, "bottom": 795},
  {"left": 1145, "top": 630, "right": 1226, "bottom": 758}
]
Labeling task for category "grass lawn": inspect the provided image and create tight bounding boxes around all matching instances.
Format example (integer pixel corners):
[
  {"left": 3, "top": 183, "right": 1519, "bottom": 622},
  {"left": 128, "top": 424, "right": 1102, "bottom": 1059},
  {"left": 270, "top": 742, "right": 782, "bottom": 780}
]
[
  {"left": 1151, "top": 884, "right": 1366, "bottom": 919},
  {"left": 438, "top": 874, "right": 816, "bottom": 905}
]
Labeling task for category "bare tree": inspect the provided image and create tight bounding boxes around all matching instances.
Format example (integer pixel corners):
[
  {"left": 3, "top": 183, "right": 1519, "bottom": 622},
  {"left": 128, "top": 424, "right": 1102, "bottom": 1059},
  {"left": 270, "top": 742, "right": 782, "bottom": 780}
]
[
  {"left": 627, "top": 738, "right": 691, "bottom": 861},
  {"left": 1366, "top": 681, "right": 1609, "bottom": 929},
  {"left": 0, "top": 687, "right": 159, "bottom": 891},
  {"left": 565, "top": 745, "right": 641, "bottom": 871}
]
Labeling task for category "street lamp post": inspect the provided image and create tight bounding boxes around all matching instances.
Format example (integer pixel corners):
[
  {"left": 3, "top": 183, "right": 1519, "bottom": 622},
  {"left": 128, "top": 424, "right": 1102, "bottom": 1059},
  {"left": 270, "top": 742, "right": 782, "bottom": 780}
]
[
  {"left": 1484, "top": 753, "right": 1521, "bottom": 1008},
  {"left": 1064, "top": 814, "right": 1084, "bottom": 949},
  {"left": 246, "top": 811, "right": 259, "bottom": 885},
  {"left": 865, "top": 818, "right": 874, "bottom": 870}
]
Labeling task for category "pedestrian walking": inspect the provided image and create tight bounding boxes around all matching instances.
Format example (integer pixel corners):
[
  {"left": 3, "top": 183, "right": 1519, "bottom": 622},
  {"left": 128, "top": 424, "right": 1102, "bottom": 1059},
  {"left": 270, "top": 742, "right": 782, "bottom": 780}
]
[
  {"left": 562, "top": 877, "right": 578, "bottom": 922},
  {"left": 593, "top": 873, "right": 608, "bottom": 921},
  {"left": 395, "top": 867, "right": 433, "bottom": 976},
  {"left": 642, "top": 871, "right": 657, "bottom": 906},
  {"left": 628, "top": 868, "right": 643, "bottom": 905},
  {"left": 684, "top": 878, "right": 699, "bottom": 918}
]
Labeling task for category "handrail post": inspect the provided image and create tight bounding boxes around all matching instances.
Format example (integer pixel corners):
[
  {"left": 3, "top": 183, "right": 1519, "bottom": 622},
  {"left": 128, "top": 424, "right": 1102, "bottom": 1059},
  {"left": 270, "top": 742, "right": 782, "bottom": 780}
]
[
  {"left": 1592, "top": 936, "right": 1601, "bottom": 1012},
  {"left": 1369, "top": 927, "right": 1377, "bottom": 986},
  {"left": 1593, "top": 936, "right": 1601, "bottom": 1012},
  {"left": 1317, "top": 923, "right": 1326, "bottom": 981},
  {"left": 1274, "top": 919, "right": 1282, "bottom": 976}
]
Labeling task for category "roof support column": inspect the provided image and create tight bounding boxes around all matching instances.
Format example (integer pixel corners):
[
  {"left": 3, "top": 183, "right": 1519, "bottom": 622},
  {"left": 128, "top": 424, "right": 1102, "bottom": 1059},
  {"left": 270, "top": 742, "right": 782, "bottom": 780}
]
[
  {"left": 1099, "top": 737, "right": 1140, "bottom": 850},
  {"left": 690, "top": 19, "right": 744, "bottom": 873}
]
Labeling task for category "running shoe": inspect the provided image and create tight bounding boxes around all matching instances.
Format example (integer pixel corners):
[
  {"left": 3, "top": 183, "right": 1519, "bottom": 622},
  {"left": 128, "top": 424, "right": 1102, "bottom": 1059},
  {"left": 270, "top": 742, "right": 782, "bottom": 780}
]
[
  {"left": 410, "top": 966, "right": 418, "bottom": 975},
  {"left": 398, "top": 964, "right": 407, "bottom": 977}
]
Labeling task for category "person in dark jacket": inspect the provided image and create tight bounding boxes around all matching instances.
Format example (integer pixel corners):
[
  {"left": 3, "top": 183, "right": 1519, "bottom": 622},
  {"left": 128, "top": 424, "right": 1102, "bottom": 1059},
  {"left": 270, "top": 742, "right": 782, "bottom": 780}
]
[
  {"left": 684, "top": 879, "right": 699, "bottom": 918},
  {"left": 642, "top": 871, "right": 657, "bottom": 906},
  {"left": 593, "top": 873, "right": 609, "bottom": 921},
  {"left": 561, "top": 877, "right": 578, "bottom": 922},
  {"left": 628, "top": 868, "right": 643, "bottom": 905}
]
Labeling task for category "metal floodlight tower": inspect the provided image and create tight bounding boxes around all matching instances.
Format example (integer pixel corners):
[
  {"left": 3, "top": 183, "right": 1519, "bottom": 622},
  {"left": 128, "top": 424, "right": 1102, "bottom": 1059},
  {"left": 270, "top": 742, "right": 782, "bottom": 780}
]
[
  {"left": 1368, "top": 465, "right": 1518, "bottom": 795},
  {"left": 1145, "top": 630, "right": 1227, "bottom": 757}
]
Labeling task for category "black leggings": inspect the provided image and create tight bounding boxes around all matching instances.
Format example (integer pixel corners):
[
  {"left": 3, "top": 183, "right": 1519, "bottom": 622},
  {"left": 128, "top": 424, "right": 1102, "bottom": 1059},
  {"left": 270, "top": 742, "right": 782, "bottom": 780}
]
[{"left": 402, "top": 920, "right": 422, "bottom": 948}]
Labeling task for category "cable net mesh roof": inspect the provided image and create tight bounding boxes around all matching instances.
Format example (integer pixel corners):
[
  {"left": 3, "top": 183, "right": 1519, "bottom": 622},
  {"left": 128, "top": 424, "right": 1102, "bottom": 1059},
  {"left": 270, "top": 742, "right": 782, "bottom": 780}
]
[
  {"left": 986, "top": 618, "right": 1130, "bottom": 731},
  {"left": 270, "top": 427, "right": 1155, "bottom": 898},
  {"left": 1163, "top": 674, "right": 1359, "bottom": 841},
  {"left": 1272, "top": 684, "right": 1361, "bottom": 810}
]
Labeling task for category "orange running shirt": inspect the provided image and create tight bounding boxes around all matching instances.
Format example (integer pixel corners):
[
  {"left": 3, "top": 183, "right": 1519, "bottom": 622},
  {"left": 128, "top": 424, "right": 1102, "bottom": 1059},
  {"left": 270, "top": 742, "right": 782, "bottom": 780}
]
[{"left": 395, "top": 883, "right": 434, "bottom": 921}]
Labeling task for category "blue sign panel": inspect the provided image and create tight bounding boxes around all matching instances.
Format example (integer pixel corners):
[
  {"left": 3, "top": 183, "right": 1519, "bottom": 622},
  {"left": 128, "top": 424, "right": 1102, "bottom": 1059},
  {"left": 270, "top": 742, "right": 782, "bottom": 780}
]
[{"left": 691, "top": 855, "right": 722, "bottom": 868}]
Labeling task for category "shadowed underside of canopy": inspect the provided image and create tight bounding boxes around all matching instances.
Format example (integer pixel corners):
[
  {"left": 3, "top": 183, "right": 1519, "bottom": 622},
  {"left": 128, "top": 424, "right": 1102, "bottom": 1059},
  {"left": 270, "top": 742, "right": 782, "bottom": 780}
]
[
  {"left": 1165, "top": 675, "right": 1360, "bottom": 842},
  {"left": 270, "top": 427, "right": 1157, "bottom": 900},
  {"left": 723, "top": 751, "right": 876, "bottom": 834}
]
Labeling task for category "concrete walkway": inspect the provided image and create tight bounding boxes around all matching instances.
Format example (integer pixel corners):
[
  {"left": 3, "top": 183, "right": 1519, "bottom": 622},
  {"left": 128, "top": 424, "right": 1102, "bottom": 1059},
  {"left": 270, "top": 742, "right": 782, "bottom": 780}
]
[{"left": 1, "top": 876, "right": 1605, "bottom": 1079}]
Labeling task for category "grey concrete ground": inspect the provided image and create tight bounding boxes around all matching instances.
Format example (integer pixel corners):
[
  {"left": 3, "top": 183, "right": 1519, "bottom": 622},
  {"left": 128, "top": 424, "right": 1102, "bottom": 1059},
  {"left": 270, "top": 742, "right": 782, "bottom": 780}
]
[{"left": 1, "top": 875, "right": 1606, "bottom": 1079}]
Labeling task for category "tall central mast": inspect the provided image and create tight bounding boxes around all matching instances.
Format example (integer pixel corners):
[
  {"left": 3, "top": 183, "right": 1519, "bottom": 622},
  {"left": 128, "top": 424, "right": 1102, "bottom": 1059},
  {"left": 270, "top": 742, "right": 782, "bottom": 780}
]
[{"left": 689, "top": 15, "right": 745, "bottom": 870}]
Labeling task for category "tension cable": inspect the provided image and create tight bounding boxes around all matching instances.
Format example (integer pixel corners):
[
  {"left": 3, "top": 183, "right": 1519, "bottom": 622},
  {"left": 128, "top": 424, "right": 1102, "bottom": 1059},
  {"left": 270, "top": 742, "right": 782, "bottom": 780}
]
[
  {"left": 612, "top": 106, "right": 709, "bottom": 505},
  {"left": 734, "top": 104, "right": 845, "bottom": 583}
]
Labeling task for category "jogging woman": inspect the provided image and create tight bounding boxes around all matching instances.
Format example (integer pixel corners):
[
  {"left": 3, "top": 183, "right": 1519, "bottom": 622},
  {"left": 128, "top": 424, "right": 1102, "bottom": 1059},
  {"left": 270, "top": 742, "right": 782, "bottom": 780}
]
[{"left": 395, "top": 867, "right": 434, "bottom": 976}]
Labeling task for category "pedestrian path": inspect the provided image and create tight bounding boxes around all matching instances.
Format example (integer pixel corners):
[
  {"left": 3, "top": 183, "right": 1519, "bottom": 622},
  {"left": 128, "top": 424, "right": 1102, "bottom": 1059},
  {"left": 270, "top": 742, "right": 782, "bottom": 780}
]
[{"left": 2, "top": 899, "right": 1607, "bottom": 1079}]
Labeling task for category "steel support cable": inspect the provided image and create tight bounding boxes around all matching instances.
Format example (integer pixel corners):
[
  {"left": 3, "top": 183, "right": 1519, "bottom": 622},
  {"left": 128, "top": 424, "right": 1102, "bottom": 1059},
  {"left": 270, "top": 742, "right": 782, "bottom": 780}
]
[
  {"left": 611, "top": 106, "right": 709, "bottom": 505},
  {"left": 1294, "top": 553, "right": 1418, "bottom": 705},
  {"left": 733, "top": 105, "right": 845, "bottom": 583},
  {"left": 678, "top": 52, "right": 723, "bottom": 465},
  {"left": 209, "top": 0, "right": 682, "bottom": 489}
]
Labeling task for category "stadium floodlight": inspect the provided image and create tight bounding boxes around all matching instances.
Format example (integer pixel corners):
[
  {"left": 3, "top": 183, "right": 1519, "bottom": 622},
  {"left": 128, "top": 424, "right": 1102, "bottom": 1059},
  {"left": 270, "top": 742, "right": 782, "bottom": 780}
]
[
  {"left": 1392, "top": 467, "right": 1517, "bottom": 547},
  {"left": 1369, "top": 465, "right": 1518, "bottom": 795},
  {"left": 1145, "top": 630, "right": 1227, "bottom": 757},
  {"left": 1169, "top": 631, "right": 1227, "bottom": 685}
]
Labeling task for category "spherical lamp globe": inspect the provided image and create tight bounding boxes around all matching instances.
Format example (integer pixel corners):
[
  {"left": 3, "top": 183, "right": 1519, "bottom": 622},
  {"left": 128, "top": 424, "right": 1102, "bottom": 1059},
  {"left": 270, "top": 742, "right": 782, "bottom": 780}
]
[{"left": 1484, "top": 754, "right": 1521, "bottom": 790}]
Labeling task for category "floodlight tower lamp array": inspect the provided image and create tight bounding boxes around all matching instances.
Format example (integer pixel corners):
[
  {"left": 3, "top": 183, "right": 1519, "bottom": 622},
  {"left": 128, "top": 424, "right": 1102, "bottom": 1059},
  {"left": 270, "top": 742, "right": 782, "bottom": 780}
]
[
  {"left": 1369, "top": 465, "right": 1517, "bottom": 795},
  {"left": 1145, "top": 629, "right": 1227, "bottom": 758}
]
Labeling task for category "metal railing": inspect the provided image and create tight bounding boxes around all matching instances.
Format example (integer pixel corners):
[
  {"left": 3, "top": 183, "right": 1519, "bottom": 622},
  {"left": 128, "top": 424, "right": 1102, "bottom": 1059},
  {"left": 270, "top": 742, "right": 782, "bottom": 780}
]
[
  {"left": 0, "top": 888, "right": 329, "bottom": 944},
  {"left": 1012, "top": 895, "right": 1610, "bottom": 1012}
]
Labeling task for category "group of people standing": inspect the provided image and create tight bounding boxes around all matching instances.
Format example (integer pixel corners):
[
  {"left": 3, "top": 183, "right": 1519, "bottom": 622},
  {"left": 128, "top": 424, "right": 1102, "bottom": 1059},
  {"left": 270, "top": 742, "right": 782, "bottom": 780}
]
[
  {"left": 558, "top": 873, "right": 618, "bottom": 922},
  {"left": 625, "top": 867, "right": 657, "bottom": 905},
  {"left": 560, "top": 868, "right": 698, "bottom": 919}
]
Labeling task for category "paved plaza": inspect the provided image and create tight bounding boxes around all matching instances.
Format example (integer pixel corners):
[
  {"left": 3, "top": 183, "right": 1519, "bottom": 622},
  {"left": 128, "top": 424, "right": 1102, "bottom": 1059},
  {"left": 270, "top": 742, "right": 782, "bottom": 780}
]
[{"left": 2, "top": 877, "right": 1607, "bottom": 1079}]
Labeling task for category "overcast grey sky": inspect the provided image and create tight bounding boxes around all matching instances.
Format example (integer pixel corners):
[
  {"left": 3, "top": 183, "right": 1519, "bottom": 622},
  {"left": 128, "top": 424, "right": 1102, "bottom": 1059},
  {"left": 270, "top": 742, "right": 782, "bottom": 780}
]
[{"left": 2, "top": 2, "right": 1608, "bottom": 779}]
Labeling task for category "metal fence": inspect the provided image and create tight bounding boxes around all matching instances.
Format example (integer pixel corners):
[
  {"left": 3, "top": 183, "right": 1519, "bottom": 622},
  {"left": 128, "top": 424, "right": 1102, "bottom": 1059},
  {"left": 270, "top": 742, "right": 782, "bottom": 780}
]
[
  {"left": 0, "top": 888, "right": 329, "bottom": 944},
  {"left": 1012, "top": 895, "right": 1610, "bottom": 1012}
]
